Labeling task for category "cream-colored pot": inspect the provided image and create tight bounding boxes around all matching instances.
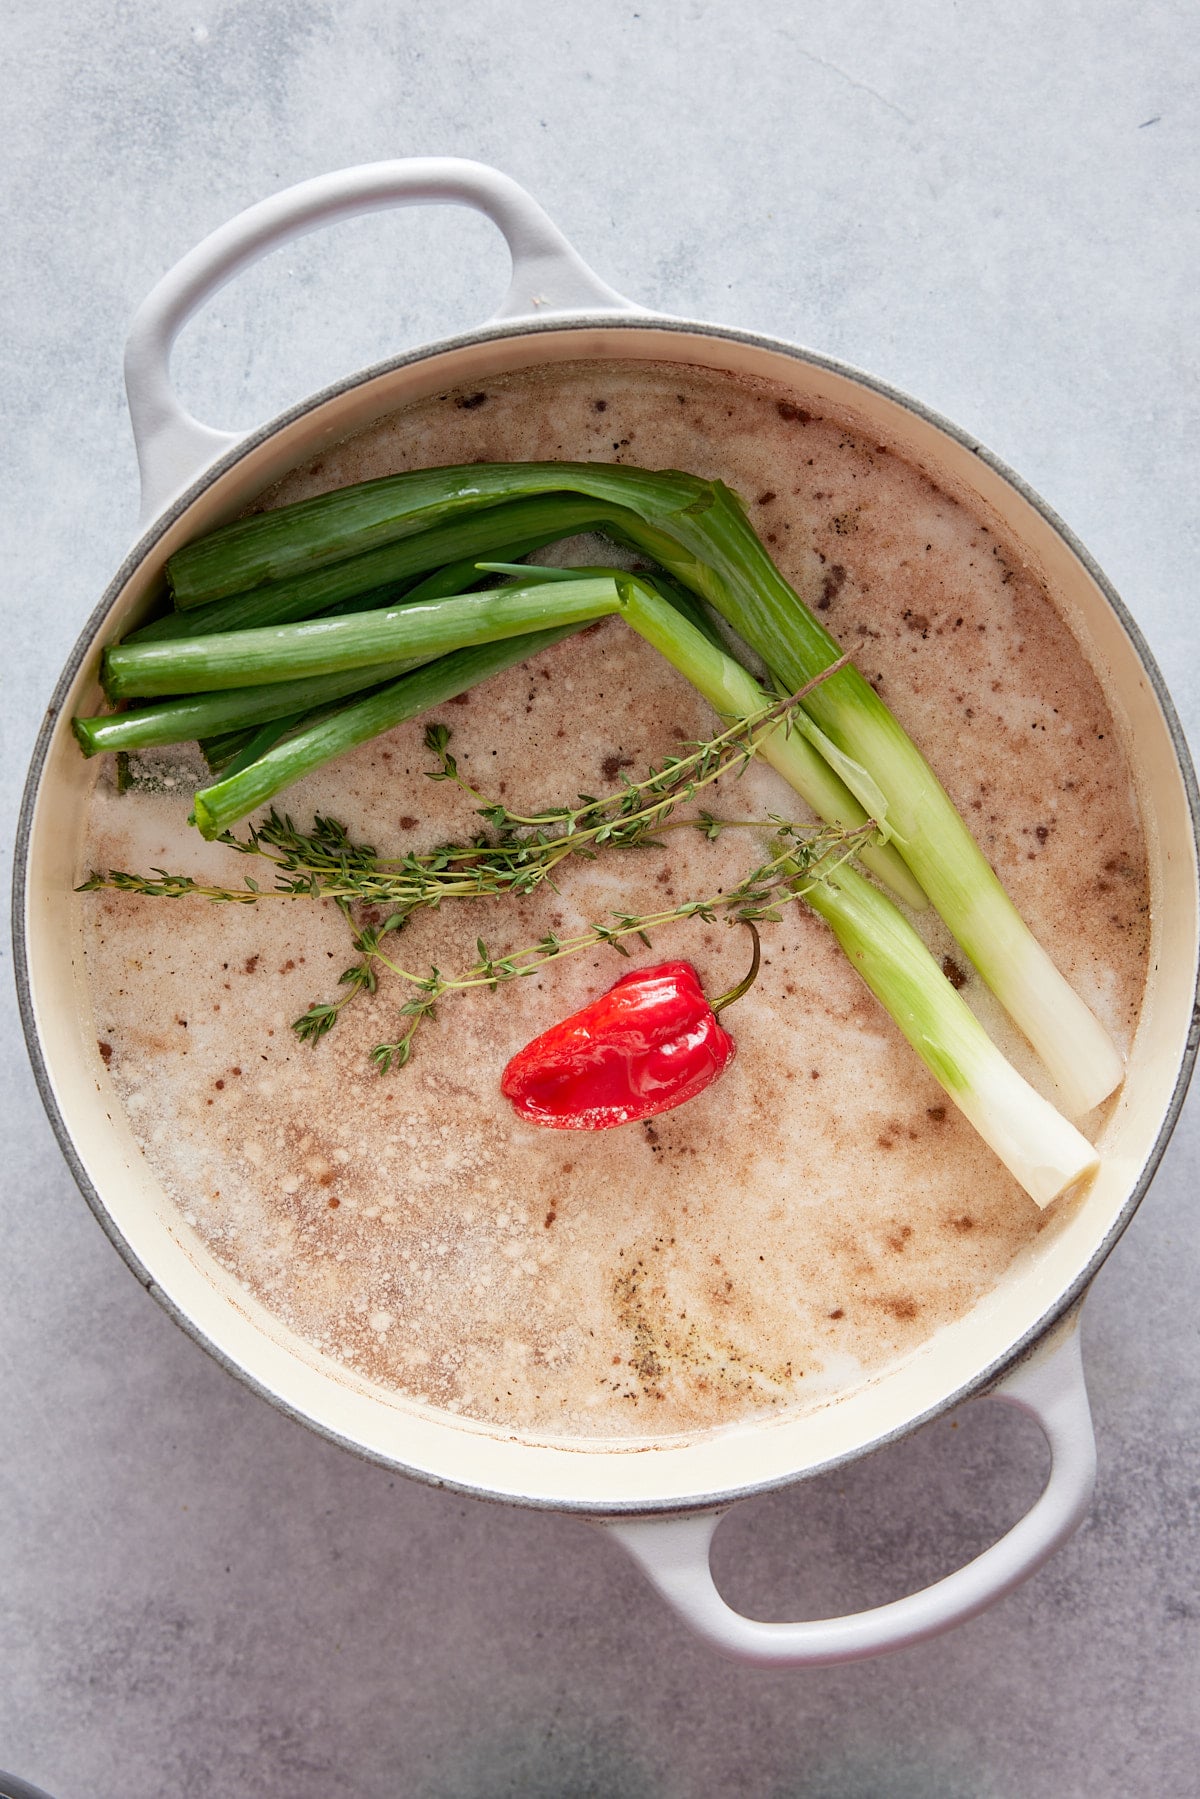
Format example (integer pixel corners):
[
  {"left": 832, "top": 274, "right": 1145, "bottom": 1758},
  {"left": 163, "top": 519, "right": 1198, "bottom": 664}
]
[{"left": 14, "top": 160, "right": 1200, "bottom": 1666}]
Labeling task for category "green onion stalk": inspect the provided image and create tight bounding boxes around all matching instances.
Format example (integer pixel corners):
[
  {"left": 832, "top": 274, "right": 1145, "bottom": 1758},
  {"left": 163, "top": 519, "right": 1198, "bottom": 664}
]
[
  {"left": 162, "top": 466, "right": 713, "bottom": 608},
  {"left": 74, "top": 657, "right": 428, "bottom": 757},
  {"left": 623, "top": 479, "right": 1124, "bottom": 1115},
  {"left": 83, "top": 555, "right": 600, "bottom": 765},
  {"left": 188, "top": 626, "right": 583, "bottom": 840},
  {"left": 102, "top": 577, "right": 624, "bottom": 700},
  {"left": 618, "top": 576, "right": 1099, "bottom": 1208},
  {"left": 131, "top": 494, "right": 618, "bottom": 641},
  {"left": 795, "top": 857, "right": 1099, "bottom": 1208}
]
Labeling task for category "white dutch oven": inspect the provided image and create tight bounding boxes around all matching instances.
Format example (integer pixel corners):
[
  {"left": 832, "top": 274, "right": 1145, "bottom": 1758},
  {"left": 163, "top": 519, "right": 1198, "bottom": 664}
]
[{"left": 14, "top": 159, "right": 1200, "bottom": 1666}]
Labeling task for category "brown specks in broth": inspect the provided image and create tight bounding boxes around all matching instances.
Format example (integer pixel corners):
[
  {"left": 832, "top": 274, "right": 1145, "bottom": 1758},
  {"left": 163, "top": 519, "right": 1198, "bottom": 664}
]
[
  {"left": 882, "top": 1295, "right": 919, "bottom": 1322},
  {"left": 611, "top": 1247, "right": 795, "bottom": 1412},
  {"left": 817, "top": 563, "right": 847, "bottom": 611}
]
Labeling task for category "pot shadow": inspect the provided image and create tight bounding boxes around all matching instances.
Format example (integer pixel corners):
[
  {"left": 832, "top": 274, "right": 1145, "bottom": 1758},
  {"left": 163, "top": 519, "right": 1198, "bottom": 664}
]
[{"left": 708, "top": 1396, "right": 1048, "bottom": 1623}]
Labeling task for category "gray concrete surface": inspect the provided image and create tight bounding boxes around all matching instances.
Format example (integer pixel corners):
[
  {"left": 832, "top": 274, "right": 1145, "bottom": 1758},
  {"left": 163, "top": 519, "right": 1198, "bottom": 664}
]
[{"left": 2, "top": 3, "right": 1198, "bottom": 1794}]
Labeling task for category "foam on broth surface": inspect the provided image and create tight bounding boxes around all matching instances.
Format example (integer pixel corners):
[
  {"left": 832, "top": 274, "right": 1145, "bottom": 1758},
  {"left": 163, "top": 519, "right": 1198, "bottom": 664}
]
[{"left": 80, "top": 361, "right": 1150, "bottom": 1440}]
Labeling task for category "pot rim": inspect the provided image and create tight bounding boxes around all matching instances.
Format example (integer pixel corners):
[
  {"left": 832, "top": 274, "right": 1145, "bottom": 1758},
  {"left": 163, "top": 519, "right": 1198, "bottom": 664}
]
[{"left": 14, "top": 310, "right": 1200, "bottom": 1515}]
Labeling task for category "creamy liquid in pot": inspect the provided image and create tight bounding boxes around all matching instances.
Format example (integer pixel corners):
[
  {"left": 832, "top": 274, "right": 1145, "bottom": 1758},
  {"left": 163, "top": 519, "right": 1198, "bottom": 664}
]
[{"left": 80, "top": 361, "right": 1150, "bottom": 1440}]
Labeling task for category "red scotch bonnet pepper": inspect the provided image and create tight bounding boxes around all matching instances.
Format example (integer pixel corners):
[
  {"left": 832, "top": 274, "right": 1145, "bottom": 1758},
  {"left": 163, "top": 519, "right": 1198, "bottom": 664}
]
[{"left": 500, "top": 924, "right": 761, "bottom": 1130}]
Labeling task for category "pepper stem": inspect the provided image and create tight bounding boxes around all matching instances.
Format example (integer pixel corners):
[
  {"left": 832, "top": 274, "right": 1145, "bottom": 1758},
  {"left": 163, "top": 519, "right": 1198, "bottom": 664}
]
[{"left": 709, "top": 920, "right": 762, "bottom": 1015}]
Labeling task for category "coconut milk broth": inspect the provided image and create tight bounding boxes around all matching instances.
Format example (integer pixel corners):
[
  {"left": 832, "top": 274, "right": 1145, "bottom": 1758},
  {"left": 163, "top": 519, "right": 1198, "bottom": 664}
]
[{"left": 80, "top": 361, "right": 1149, "bottom": 1440}]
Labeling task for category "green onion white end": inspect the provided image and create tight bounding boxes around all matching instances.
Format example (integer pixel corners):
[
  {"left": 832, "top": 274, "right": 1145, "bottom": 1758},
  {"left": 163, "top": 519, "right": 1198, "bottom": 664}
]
[{"left": 801, "top": 859, "right": 1100, "bottom": 1209}]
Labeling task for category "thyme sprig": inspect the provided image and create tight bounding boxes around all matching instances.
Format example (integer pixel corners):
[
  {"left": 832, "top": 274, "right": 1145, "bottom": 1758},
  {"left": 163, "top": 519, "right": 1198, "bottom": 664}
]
[
  {"left": 78, "top": 668, "right": 874, "bottom": 1074},
  {"left": 78, "top": 674, "right": 839, "bottom": 918},
  {"left": 358, "top": 820, "right": 873, "bottom": 1072}
]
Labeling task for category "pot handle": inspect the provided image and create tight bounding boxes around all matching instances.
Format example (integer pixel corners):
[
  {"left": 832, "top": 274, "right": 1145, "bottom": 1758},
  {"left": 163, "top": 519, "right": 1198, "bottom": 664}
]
[
  {"left": 124, "top": 157, "right": 641, "bottom": 523},
  {"left": 600, "top": 1315, "right": 1095, "bottom": 1666}
]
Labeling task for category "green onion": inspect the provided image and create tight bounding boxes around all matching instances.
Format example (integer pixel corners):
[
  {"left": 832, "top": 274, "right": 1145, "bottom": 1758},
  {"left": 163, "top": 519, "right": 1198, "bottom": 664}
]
[
  {"left": 650, "top": 497, "right": 1124, "bottom": 1114},
  {"left": 796, "top": 856, "right": 1098, "bottom": 1208},
  {"left": 144, "top": 566, "right": 434, "bottom": 644},
  {"left": 135, "top": 496, "right": 616, "bottom": 641},
  {"left": 103, "top": 578, "right": 624, "bottom": 701},
  {"left": 190, "top": 626, "right": 582, "bottom": 840},
  {"left": 80, "top": 561, "right": 607, "bottom": 760},
  {"left": 128, "top": 574, "right": 414, "bottom": 644},
  {"left": 164, "top": 492, "right": 627, "bottom": 621},
  {"left": 612, "top": 572, "right": 1096, "bottom": 1205},
  {"left": 74, "top": 656, "right": 427, "bottom": 756},
  {"left": 177, "top": 561, "right": 579, "bottom": 767}
]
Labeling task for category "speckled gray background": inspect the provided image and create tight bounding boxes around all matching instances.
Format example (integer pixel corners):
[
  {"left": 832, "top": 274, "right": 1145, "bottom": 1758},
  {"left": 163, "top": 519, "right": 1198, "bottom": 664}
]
[{"left": 3, "top": 4, "right": 1198, "bottom": 1796}]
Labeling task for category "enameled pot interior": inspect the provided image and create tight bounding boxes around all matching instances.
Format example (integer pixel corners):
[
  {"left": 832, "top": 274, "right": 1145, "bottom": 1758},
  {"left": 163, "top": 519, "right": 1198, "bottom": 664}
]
[{"left": 19, "top": 322, "right": 1200, "bottom": 1511}]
